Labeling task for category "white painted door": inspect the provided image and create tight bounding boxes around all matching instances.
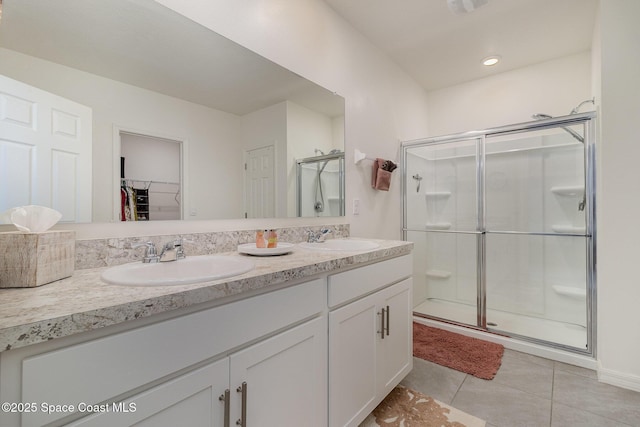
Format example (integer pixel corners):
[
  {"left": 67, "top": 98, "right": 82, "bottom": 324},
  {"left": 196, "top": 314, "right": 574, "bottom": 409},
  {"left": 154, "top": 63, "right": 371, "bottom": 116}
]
[
  {"left": 0, "top": 74, "right": 92, "bottom": 222},
  {"left": 244, "top": 145, "right": 275, "bottom": 218},
  {"left": 67, "top": 359, "right": 229, "bottom": 427},
  {"left": 229, "top": 317, "right": 327, "bottom": 427}
]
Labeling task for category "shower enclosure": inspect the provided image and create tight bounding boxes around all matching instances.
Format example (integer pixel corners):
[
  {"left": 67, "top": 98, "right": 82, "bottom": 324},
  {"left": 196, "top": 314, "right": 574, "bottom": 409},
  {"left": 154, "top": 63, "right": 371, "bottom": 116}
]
[
  {"left": 402, "top": 112, "right": 596, "bottom": 355},
  {"left": 296, "top": 151, "right": 345, "bottom": 217}
]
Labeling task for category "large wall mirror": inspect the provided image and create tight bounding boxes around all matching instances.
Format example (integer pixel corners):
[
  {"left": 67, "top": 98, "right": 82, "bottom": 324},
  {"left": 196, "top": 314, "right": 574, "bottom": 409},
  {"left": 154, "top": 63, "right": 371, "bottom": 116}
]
[{"left": 0, "top": 0, "right": 345, "bottom": 223}]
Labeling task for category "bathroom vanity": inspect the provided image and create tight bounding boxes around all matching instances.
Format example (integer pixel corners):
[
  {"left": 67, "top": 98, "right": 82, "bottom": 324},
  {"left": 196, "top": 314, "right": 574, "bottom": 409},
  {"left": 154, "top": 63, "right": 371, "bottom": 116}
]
[{"left": 0, "top": 237, "right": 412, "bottom": 427}]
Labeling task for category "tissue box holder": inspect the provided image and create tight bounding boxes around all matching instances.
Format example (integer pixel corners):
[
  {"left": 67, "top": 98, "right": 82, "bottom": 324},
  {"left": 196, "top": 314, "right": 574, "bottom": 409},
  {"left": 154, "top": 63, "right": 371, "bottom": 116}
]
[{"left": 0, "top": 231, "right": 75, "bottom": 288}]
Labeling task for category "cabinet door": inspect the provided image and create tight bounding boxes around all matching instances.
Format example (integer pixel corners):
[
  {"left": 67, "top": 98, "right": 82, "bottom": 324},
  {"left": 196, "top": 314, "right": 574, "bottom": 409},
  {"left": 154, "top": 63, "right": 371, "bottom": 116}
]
[
  {"left": 328, "top": 294, "right": 379, "bottom": 427},
  {"left": 229, "top": 317, "right": 327, "bottom": 427},
  {"left": 377, "top": 278, "right": 413, "bottom": 395},
  {"left": 68, "top": 359, "right": 229, "bottom": 427}
]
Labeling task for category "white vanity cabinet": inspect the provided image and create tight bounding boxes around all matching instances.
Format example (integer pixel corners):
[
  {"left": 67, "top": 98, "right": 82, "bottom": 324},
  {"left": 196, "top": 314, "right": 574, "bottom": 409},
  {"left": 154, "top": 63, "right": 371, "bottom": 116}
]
[
  {"left": 69, "top": 358, "right": 230, "bottom": 427},
  {"left": 327, "top": 255, "right": 413, "bottom": 427},
  {"left": 0, "top": 278, "right": 327, "bottom": 427},
  {"left": 0, "top": 246, "right": 414, "bottom": 427},
  {"left": 68, "top": 317, "right": 326, "bottom": 427}
]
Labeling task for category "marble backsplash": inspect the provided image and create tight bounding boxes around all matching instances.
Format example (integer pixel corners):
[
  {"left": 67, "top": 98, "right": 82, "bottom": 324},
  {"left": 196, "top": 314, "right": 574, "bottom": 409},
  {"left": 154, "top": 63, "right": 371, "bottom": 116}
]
[{"left": 75, "top": 224, "right": 349, "bottom": 270}]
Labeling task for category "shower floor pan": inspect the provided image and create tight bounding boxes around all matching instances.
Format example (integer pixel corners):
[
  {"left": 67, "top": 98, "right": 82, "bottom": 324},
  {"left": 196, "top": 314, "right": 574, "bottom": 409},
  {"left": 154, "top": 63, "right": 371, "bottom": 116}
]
[{"left": 414, "top": 298, "right": 587, "bottom": 350}]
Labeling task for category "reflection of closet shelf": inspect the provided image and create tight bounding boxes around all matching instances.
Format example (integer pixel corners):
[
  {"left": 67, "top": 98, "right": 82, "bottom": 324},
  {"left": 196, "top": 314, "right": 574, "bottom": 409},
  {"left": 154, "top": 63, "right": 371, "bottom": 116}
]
[
  {"left": 122, "top": 178, "right": 180, "bottom": 189},
  {"left": 425, "top": 270, "right": 452, "bottom": 279},
  {"left": 552, "top": 285, "right": 586, "bottom": 299},
  {"left": 550, "top": 185, "right": 584, "bottom": 196},
  {"left": 425, "top": 222, "right": 452, "bottom": 230},
  {"left": 552, "top": 225, "right": 586, "bottom": 234},
  {"left": 424, "top": 191, "right": 451, "bottom": 199},
  {"left": 150, "top": 206, "right": 180, "bottom": 212}
]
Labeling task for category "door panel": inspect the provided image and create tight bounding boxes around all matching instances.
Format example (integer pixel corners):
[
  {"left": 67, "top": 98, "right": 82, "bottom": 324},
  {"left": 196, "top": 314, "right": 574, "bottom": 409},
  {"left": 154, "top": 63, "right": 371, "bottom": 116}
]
[{"left": 0, "top": 73, "right": 92, "bottom": 222}]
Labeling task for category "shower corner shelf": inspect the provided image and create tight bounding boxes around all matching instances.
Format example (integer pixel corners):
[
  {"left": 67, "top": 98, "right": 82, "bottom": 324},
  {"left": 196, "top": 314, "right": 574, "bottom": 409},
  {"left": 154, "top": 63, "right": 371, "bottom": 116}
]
[
  {"left": 425, "top": 222, "right": 452, "bottom": 230},
  {"left": 551, "top": 225, "right": 586, "bottom": 234},
  {"left": 552, "top": 285, "right": 586, "bottom": 299},
  {"left": 550, "top": 185, "right": 584, "bottom": 197},
  {"left": 424, "top": 191, "right": 451, "bottom": 199},
  {"left": 425, "top": 270, "right": 452, "bottom": 279}
]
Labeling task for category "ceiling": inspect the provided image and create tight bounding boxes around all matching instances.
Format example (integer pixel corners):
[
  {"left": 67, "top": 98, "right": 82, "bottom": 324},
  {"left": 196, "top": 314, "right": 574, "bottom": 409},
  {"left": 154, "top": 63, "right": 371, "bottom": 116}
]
[
  {"left": 0, "top": 0, "right": 343, "bottom": 117},
  {"left": 0, "top": 0, "right": 599, "bottom": 108},
  {"left": 323, "top": 0, "right": 599, "bottom": 91}
]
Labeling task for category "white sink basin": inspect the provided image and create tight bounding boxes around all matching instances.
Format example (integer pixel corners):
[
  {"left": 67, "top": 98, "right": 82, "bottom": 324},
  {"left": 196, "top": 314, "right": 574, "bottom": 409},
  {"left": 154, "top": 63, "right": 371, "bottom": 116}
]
[
  {"left": 298, "top": 239, "right": 380, "bottom": 252},
  {"left": 101, "top": 255, "right": 254, "bottom": 286}
]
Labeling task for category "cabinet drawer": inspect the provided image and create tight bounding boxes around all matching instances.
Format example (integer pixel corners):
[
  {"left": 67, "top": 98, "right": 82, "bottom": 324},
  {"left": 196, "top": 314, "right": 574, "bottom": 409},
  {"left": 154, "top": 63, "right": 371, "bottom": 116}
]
[
  {"left": 328, "top": 254, "right": 412, "bottom": 308},
  {"left": 21, "top": 278, "right": 325, "bottom": 427}
]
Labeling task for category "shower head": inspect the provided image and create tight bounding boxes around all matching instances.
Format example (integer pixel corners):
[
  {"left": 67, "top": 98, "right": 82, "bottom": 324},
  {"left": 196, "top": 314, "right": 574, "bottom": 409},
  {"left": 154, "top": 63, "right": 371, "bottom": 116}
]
[{"left": 570, "top": 98, "right": 595, "bottom": 115}]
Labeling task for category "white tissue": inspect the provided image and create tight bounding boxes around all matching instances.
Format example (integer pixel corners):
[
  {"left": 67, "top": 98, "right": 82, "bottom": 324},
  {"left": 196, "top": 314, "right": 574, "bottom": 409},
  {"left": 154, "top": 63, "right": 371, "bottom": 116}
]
[{"left": 1, "top": 205, "right": 62, "bottom": 233}]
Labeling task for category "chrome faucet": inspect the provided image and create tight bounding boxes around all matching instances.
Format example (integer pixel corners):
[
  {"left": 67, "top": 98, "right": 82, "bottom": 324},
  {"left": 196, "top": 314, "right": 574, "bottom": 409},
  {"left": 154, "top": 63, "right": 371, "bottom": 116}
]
[
  {"left": 307, "top": 228, "right": 332, "bottom": 243},
  {"left": 132, "top": 242, "right": 160, "bottom": 263},
  {"left": 159, "top": 238, "right": 186, "bottom": 262}
]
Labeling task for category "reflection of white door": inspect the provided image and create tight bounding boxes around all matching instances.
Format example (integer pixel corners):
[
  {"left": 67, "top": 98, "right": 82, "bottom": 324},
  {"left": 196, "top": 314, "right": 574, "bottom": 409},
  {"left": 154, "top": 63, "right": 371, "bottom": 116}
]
[
  {"left": 244, "top": 145, "right": 275, "bottom": 218},
  {"left": 0, "top": 74, "right": 92, "bottom": 222}
]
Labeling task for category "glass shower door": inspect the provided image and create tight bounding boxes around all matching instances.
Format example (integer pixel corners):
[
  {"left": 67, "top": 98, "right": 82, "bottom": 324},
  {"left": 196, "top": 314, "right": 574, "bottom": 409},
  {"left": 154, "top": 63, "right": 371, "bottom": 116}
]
[
  {"left": 404, "top": 138, "right": 481, "bottom": 326},
  {"left": 484, "top": 123, "right": 590, "bottom": 349}
]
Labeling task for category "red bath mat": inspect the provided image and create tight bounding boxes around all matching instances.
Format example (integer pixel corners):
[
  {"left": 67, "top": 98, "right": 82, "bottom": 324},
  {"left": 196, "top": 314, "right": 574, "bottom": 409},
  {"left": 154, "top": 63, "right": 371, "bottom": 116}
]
[{"left": 413, "top": 322, "right": 504, "bottom": 380}]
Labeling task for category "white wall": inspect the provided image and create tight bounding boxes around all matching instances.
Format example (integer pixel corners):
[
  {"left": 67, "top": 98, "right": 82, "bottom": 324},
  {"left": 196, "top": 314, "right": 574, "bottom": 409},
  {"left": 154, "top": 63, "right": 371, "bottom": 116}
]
[
  {"left": 422, "top": 1, "right": 640, "bottom": 391},
  {"left": 425, "top": 52, "right": 592, "bottom": 137},
  {"left": 596, "top": 0, "right": 640, "bottom": 391},
  {"left": 154, "top": 0, "right": 431, "bottom": 240},
  {"left": 0, "top": 47, "right": 244, "bottom": 222}
]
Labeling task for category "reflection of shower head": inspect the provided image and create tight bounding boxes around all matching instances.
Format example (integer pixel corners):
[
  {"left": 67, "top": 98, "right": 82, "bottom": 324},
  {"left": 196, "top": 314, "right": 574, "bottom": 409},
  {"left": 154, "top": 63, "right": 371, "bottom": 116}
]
[
  {"left": 531, "top": 113, "right": 584, "bottom": 143},
  {"left": 532, "top": 113, "right": 553, "bottom": 120}
]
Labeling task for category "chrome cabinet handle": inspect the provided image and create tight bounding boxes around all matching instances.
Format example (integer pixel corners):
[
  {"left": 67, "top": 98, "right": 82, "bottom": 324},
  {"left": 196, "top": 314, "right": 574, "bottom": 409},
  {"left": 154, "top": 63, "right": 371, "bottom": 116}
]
[
  {"left": 219, "top": 389, "right": 230, "bottom": 427},
  {"left": 380, "top": 307, "right": 386, "bottom": 339},
  {"left": 236, "top": 382, "right": 247, "bottom": 426}
]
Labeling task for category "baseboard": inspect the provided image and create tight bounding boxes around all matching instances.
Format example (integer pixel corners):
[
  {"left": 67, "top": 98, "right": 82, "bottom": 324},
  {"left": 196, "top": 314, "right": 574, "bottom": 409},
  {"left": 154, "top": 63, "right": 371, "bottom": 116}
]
[{"left": 597, "top": 364, "right": 640, "bottom": 393}]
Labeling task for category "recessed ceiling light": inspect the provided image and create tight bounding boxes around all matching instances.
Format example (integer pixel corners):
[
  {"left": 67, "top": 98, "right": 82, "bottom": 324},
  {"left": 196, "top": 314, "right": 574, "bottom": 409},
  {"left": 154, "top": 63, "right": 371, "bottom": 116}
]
[{"left": 482, "top": 55, "right": 501, "bottom": 66}]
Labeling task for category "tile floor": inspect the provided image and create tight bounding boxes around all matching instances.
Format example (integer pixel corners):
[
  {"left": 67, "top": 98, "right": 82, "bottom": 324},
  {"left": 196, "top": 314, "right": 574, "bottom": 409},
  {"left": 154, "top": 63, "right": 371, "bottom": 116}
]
[{"left": 401, "top": 350, "right": 640, "bottom": 427}]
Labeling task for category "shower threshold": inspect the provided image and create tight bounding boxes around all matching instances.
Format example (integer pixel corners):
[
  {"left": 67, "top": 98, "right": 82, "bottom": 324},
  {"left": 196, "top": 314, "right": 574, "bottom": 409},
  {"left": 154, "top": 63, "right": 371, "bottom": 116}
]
[{"left": 414, "top": 298, "right": 587, "bottom": 351}]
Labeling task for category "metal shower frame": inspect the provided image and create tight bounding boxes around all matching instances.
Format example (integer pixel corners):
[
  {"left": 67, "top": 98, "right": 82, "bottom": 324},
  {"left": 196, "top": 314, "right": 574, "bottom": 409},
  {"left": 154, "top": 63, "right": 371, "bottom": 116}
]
[
  {"left": 401, "top": 111, "right": 597, "bottom": 357},
  {"left": 296, "top": 152, "right": 345, "bottom": 217}
]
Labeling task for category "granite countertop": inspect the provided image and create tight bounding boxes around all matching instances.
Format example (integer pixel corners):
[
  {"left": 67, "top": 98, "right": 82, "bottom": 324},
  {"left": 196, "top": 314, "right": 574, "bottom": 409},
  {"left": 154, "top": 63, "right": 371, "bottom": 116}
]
[{"left": 0, "top": 239, "right": 412, "bottom": 352}]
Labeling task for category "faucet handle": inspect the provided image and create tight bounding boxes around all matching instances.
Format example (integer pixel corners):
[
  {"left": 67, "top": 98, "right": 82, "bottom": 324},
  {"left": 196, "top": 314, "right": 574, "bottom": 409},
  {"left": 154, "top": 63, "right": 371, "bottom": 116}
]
[
  {"left": 306, "top": 228, "right": 332, "bottom": 243},
  {"left": 132, "top": 242, "right": 159, "bottom": 263}
]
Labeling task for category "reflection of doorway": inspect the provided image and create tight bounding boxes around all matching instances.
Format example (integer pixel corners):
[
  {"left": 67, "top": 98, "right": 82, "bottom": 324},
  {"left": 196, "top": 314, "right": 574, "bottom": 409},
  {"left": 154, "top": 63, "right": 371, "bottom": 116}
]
[
  {"left": 117, "top": 130, "right": 183, "bottom": 221},
  {"left": 244, "top": 145, "right": 275, "bottom": 218}
]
